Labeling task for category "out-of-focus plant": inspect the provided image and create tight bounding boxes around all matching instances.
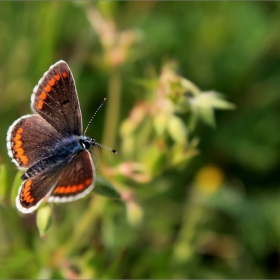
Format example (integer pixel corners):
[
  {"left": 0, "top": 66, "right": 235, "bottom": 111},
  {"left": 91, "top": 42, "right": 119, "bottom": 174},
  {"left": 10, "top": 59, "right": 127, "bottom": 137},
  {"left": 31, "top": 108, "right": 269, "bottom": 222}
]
[
  {"left": 86, "top": 2, "right": 142, "bottom": 70},
  {"left": 100, "top": 60, "right": 235, "bottom": 232},
  {"left": 85, "top": 2, "right": 143, "bottom": 153}
]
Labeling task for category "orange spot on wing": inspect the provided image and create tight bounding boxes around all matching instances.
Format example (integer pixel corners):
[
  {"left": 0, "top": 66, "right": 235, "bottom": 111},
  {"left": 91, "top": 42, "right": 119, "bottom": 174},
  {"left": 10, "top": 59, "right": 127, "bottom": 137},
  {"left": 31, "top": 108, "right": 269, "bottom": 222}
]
[
  {"left": 40, "top": 91, "right": 47, "bottom": 100},
  {"left": 16, "top": 148, "right": 25, "bottom": 157},
  {"left": 14, "top": 128, "right": 23, "bottom": 141},
  {"left": 62, "top": 71, "right": 68, "bottom": 79},
  {"left": 54, "top": 186, "right": 64, "bottom": 194},
  {"left": 14, "top": 134, "right": 22, "bottom": 141},
  {"left": 17, "top": 127, "right": 23, "bottom": 134},
  {"left": 22, "top": 181, "right": 34, "bottom": 203},
  {"left": 25, "top": 195, "right": 34, "bottom": 203},
  {"left": 85, "top": 178, "right": 92, "bottom": 186},
  {"left": 55, "top": 73, "right": 61, "bottom": 81},
  {"left": 54, "top": 184, "right": 85, "bottom": 194},
  {"left": 44, "top": 84, "right": 52, "bottom": 93},
  {"left": 24, "top": 185, "right": 31, "bottom": 194},
  {"left": 26, "top": 180, "right": 32, "bottom": 188},
  {"left": 60, "top": 186, "right": 66, "bottom": 193},
  {"left": 14, "top": 140, "right": 22, "bottom": 149},
  {"left": 37, "top": 100, "right": 44, "bottom": 110},
  {"left": 49, "top": 78, "right": 56, "bottom": 86},
  {"left": 65, "top": 186, "right": 71, "bottom": 193},
  {"left": 20, "top": 156, "right": 28, "bottom": 165},
  {"left": 24, "top": 191, "right": 30, "bottom": 197}
]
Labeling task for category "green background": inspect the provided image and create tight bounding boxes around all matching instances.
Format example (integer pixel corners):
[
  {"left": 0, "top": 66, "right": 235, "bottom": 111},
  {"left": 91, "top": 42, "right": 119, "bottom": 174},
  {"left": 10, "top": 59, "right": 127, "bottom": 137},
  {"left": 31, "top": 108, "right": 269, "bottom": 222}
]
[{"left": 1, "top": 1, "right": 280, "bottom": 278}]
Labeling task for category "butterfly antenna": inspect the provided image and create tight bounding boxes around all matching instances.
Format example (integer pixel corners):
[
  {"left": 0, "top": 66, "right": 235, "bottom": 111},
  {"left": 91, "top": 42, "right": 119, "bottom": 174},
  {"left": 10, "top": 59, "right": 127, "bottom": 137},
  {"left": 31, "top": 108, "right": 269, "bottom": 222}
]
[
  {"left": 84, "top": 98, "right": 107, "bottom": 135},
  {"left": 94, "top": 141, "right": 118, "bottom": 155}
]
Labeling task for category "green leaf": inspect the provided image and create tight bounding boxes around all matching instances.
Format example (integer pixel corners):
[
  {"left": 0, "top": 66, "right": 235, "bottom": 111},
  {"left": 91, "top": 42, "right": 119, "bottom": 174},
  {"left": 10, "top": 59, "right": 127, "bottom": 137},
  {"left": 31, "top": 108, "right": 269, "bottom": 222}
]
[
  {"left": 10, "top": 171, "right": 22, "bottom": 208},
  {"left": 189, "top": 91, "right": 235, "bottom": 128},
  {"left": 209, "top": 92, "right": 236, "bottom": 110},
  {"left": 94, "top": 176, "right": 121, "bottom": 199},
  {"left": 0, "top": 163, "right": 11, "bottom": 204},
  {"left": 198, "top": 107, "right": 216, "bottom": 128}
]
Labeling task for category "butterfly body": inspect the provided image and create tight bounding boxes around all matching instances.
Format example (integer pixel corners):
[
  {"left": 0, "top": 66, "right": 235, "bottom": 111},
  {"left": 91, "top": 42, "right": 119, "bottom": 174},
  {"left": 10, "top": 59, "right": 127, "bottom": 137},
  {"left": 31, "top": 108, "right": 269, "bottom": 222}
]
[
  {"left": 21, "top": 135, "right": 94, "bottom": 180},
  {"left": 7, "top": 61, "right": 97, "bottom": 214}
]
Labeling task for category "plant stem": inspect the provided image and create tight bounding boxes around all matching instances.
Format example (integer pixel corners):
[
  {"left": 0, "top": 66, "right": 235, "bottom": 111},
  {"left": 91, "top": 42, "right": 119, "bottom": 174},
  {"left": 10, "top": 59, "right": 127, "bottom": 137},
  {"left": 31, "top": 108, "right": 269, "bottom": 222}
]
[
  {"left": 52, "top": 195, "right": 107, "bottom": 262},
  {"left": 102, "top": 68, "right": 121, "bottom": 163}
]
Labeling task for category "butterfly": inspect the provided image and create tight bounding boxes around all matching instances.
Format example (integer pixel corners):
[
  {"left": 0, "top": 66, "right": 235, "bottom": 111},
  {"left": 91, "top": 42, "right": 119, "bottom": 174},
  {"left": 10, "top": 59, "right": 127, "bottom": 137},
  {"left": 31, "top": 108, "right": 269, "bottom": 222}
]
[{"left": 7, "top": 60, "right": 117, "bottom": 214}]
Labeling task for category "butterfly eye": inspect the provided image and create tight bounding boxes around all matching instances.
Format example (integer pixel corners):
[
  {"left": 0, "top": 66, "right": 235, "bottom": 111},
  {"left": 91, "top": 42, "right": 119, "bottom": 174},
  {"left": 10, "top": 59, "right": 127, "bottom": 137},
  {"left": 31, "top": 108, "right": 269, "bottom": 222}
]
[{"left": 80, "top": 139, "right": 91, "bottom": 150}]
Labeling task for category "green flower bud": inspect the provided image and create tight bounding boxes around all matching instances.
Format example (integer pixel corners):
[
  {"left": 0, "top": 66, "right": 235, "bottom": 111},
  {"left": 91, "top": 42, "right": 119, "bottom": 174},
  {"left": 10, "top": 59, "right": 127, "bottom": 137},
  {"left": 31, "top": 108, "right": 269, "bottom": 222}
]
[
  {"left": 36, "top": 204, "right": 52, "bottom": 238},
  {"left": 126, "top": 201, "right": 143, "bottom": 227},
  {"left": 167, "top": 115, "right": 188, "bottom": 143}
]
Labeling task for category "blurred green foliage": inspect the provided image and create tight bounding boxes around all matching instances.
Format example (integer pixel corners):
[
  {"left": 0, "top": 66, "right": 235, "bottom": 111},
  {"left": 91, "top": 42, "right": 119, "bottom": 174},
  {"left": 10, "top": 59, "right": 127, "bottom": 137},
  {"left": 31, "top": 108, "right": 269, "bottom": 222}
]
[{"left": 1, "top": 1, "right": 280, "bottom": 279}]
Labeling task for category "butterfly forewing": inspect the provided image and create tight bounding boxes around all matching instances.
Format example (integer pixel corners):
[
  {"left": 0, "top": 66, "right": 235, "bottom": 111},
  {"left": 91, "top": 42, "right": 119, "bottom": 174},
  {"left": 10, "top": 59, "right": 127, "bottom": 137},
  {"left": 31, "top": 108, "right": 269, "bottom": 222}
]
[
  {"left": 7, "top": 115, "right": 64, "bottom": 170},
  {"left": 31, "top": 60, "right": 82, "bottom": 136}
]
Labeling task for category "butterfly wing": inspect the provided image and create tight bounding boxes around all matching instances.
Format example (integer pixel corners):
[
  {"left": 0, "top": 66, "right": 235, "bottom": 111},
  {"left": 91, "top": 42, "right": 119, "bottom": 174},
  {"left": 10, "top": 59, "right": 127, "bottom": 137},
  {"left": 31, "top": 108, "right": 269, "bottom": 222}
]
[
  {"left": 48, "top": 150, "right": 95, "bottom": 203},
  {"left": 16, "top": 150, "right": 95, "bottom": 213},
  {"left": 31, "top": 60, "right": 82, "bottom": 136},
  {"left": 7, "top": 114, "right": 64, "bottom": 170},
  {"left": 7, "top": 60, "right": 83, "bottom": 170},
  {"left": 16, "top": 169, "right": 63, "bottom": 213}
]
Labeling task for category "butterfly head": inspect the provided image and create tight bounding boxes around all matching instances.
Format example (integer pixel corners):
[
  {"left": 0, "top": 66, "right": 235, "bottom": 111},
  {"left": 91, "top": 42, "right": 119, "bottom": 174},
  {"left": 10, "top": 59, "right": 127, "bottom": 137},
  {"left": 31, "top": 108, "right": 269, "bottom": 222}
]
[
  {"left": 79, "top": 136, "right": 96, "bottom": 150},
  {"left": 79, "top": 136, "right": 118, "bottom": 154}
]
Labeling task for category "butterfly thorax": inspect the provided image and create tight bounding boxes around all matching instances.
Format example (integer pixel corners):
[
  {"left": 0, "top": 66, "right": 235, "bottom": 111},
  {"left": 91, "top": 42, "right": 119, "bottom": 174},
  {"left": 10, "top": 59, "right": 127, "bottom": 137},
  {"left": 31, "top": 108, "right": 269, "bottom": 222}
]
[{"left": 21, "top": 135, "right": 95, "bottom": 180}]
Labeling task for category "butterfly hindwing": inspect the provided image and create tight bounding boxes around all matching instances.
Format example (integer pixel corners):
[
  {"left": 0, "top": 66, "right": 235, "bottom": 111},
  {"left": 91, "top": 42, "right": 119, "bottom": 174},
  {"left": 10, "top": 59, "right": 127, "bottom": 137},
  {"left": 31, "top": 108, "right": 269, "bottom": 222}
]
[
  {"left": 31, "top": 60, "right": 82, "bottom": 136},
  {"left": 48, "top": 150, "right": 95, "bottom": 203},
  {"left": 16, "top": 150, "right": 95, "bottom": 213},
  {"left": 16, "top": 169, "right": 63, "bottom": 214}
]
